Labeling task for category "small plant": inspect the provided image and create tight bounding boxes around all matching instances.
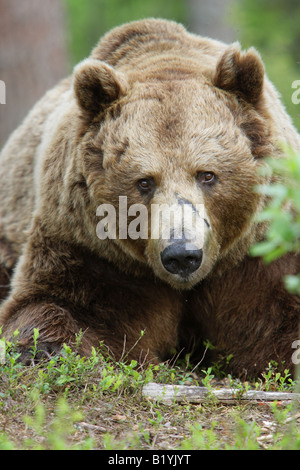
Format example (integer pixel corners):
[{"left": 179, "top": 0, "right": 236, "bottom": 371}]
[
  {"left": 148, "top": 409, "right": 164, "bottom": 428},
  {"left": 232, "top": 417, "right": 261, "bottom": 450},
  {"left": 180, "top": 422, "right": 222, "bottom": 450},
  {"left": 30, "top": 328, "right": 40, "bottom": 359},
  {"left": 259, "top": 361, "right": 295, "bottom": 392},
  {"left": 228, "top": 375, "right": 251, "bottom": 398},
  {"left": 22, "top": 395, "right": 94, "bottom": 450},
  {"left": 201, "top": 367, "right": 214, "bottom": 389}
]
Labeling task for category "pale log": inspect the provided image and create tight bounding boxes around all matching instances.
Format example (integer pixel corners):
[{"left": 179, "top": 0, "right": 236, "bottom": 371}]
[{"left": 142, "top": 383, "right": 300, "bottom": 405}]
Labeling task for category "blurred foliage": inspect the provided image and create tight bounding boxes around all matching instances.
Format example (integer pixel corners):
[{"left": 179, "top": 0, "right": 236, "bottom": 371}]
[
  {"left": 251, "top": 147, "right": 300, "bottom": 295},
  {"left": 232, "top": 0, "right": 300, "bottom": 131},
  {"left": 63, "top": 0, "right": 186, "bottom": 65}
]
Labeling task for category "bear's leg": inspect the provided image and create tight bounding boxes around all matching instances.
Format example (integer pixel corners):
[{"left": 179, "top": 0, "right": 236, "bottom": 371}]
[
  {"left": 0, "top": 226, "right": 181, "bottom": 364},
  {"left": 1, "top": 292, "right": 181, "bottom": 365},
  {"left": 0, "top": 301, "right": 94, "bottom": 363}
]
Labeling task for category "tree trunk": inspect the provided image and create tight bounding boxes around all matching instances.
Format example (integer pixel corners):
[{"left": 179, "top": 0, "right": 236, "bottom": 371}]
[
  {"left": 0, "top": 0, "right": 68, "bottom": 146},
  {"left": 186, "top": 0, "right": 239, "bottom": 42}
]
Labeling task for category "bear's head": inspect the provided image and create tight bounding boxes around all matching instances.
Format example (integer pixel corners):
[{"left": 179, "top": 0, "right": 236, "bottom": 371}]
[{"left": 72, "top": 44, "right": 275, "bottom": 289}]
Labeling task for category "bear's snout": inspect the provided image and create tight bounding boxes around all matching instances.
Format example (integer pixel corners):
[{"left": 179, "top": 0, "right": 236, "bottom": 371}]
[{"left": 160, "top": 243, "right": 203, "bottom": 278}]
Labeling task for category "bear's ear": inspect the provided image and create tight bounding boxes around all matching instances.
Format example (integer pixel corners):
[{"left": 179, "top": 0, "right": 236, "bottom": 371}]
[
  {"left": 73, "top": 59, "right": 128, "bottom": 117},
  {"left": 213, "top": 43, "right": 265, "bottom": 106}
]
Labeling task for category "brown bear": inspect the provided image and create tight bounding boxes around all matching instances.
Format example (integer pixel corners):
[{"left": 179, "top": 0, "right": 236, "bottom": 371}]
[{"left": 0, "top": 19, "right": 299, "bottom": 376}]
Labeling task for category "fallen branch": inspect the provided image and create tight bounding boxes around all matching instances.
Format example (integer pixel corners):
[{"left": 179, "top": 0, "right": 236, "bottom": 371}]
[{"left": 142, "top": 382, "right": 300, "bottom": 405}]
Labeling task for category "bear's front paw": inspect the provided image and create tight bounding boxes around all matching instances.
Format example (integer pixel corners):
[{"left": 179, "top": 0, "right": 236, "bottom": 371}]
[{"left": 17, "top": 341, "right": 63, "bottom": 365}]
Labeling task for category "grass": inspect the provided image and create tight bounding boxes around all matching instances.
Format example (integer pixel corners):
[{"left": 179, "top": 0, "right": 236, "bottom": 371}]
[{"left": 0, "top": 331, "right": 299, "bottom": 450}]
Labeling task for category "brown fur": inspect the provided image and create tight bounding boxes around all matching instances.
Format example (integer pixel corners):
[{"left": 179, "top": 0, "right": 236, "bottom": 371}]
[
  {"left": 181, "top": 254, "right": 300, "bottom": 377},
  {"left": 0, "top": 19, "right": 299, "bottom": 376}
]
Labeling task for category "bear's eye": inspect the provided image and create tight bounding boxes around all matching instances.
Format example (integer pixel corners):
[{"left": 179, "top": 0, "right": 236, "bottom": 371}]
[
  {"left": 196, "top": 171, "right": 216, "bottom": 185},
  {"left": 137, "top": 177, "right": 155, "bottom": 194}
]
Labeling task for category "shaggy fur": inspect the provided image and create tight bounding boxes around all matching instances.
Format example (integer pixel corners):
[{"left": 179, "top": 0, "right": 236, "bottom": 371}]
[{"left": 0, "top": 19, "right": 299, "bottom": 376}]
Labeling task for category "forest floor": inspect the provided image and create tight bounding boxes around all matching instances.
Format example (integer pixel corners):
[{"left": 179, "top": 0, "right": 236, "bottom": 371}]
[{"left": 0, "top": 337, "right": 300, "bottom": 451}]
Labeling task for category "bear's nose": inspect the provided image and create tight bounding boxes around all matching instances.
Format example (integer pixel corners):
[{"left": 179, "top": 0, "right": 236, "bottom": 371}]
[{"left": 160, "top": 243, "right": 203, "bottom": 277}]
